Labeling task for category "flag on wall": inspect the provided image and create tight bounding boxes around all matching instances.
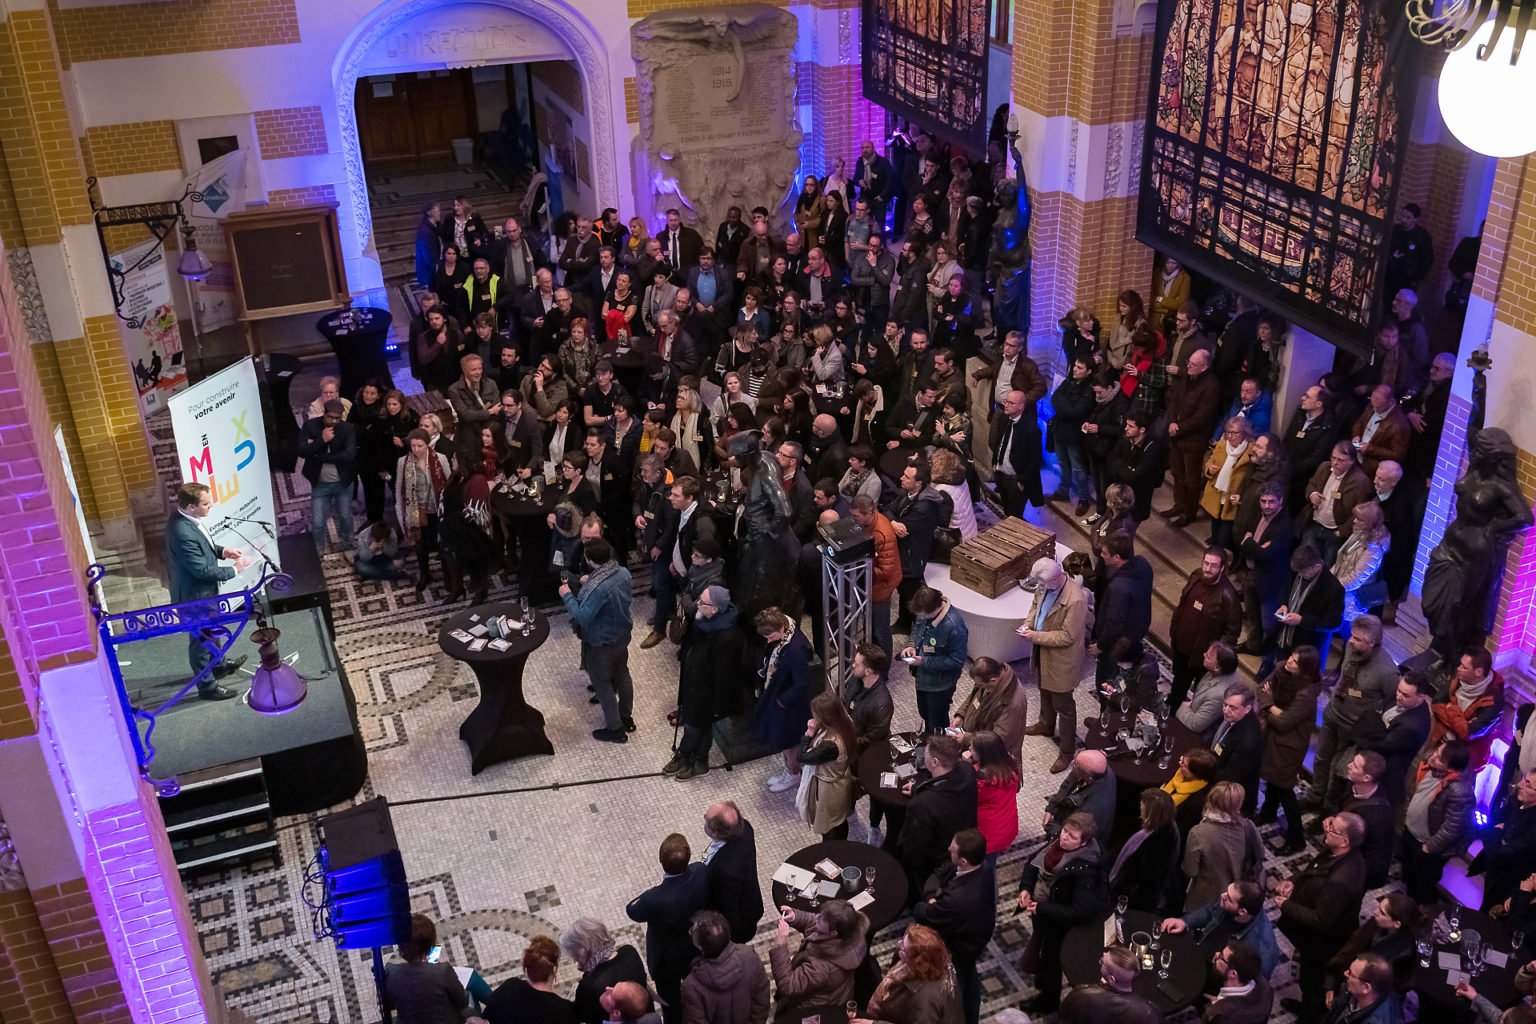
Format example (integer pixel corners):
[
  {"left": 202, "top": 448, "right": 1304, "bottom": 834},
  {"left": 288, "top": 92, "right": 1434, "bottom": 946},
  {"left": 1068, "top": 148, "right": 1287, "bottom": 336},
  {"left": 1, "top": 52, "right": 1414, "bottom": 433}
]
[{"left": 178, "top": 149, "right": 249, "bottom": 332}]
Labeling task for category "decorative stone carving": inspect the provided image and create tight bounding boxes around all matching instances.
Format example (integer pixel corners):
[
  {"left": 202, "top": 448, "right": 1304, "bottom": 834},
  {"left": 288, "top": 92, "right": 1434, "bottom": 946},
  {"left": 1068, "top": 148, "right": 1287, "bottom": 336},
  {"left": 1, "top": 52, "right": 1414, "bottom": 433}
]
[
  {"left": 7, "top": 249, "right": 52, "bottom": 343},
  {"left": 631, "top": 5, "right": 802, "bottom": 233},
  {"left": 0, "top": 816, "right": 25, "bottom": 893},
  {"left": 336, "top": 0, "right": 620, "bottom": 260}
]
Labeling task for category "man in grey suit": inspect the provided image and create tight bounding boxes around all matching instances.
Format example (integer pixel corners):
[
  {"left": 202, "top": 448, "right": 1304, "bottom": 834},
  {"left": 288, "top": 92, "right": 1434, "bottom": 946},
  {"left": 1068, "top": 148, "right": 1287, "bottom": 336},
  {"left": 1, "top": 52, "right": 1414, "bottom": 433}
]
[{"left": 165, "top": 482, "right": 253, "bottom": 700}]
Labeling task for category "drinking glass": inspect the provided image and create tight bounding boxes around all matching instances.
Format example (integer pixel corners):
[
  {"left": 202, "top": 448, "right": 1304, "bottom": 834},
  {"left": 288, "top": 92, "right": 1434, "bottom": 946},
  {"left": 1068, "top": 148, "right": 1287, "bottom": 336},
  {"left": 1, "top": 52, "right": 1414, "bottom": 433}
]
[
  {"left": 1158, "top": 949, "right": 1173, "bottom": 980},
  {"left": 1116, "top": 895, "right": 1130, "bottom": 918},
  {"left": 1514, "top": 929, "right": 1527, "bottom": 954},
  {"left": 1158, "top": 735, "right": 1175, "bottom": 770},
  {"left": 846, "top": 1001, "right": 859, "bottom": 1022},
  {"left": 864, "top": 866, "right": 876, "bottom": 892},
  {"left": 1416, "top": 938, "right": 1433, "bottom": 968},
  {"left": 1151, "top": 919, "right": 1163, "bottom": 951}
]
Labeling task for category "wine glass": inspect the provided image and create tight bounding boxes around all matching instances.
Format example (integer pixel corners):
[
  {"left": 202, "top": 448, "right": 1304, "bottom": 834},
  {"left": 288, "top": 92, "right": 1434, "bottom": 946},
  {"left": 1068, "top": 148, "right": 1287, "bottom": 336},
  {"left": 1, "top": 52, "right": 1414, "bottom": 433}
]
[
  {"left": 1158, "top": 948, "right": 1173, "bottom": 980},
  {"left": 1151, "top": 918, "right": 1164, "bottom": 951},
  {"left": 1158, "top": 734, "right": 1175, "bottom": 770},
  {"left": 1416, "top": 938, "right": 1433, "bottom": 968},
  {"left": 1116, "top": 895, "right": 1130, "bottom": 918},
  {"left": 1513, "top": 929, "right": 1527, "bottom": 954},
  {"left": 846, "top": 1000, "right": 859, "bottom": 1022}
]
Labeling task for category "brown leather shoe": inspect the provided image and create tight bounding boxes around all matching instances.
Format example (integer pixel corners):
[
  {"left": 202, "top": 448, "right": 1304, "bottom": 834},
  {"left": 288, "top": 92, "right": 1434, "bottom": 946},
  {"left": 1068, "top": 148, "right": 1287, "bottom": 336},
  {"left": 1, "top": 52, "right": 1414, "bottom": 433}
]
[
  {"left": 1049, "top": 756, "right": 1072, "bottom": 774},
  {"left": 640, "top": 630, "right": 664, "bottom": 650},
  {"left": 1024, "top": 721, "right": 1055, "bottom": 737}
]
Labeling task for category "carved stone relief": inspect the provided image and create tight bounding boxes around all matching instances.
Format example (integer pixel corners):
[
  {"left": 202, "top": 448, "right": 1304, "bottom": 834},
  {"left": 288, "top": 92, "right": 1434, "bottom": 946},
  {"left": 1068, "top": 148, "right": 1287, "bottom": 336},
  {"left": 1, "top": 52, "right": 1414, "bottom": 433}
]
[
  {"left": 631, "top": 5, "right": 802, "bottom": 234},
  {"left": 0, "top": 816, "right": 25, "bottom": 893}
]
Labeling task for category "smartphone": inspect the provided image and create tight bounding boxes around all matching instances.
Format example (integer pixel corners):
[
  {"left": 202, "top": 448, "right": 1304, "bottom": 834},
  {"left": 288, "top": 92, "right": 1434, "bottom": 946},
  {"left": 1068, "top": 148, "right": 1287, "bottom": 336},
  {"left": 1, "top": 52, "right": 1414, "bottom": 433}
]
[
  {"left": 427, "top": 945, "right": 442, "bottom": 964},
  {"left": 1274, "top": 609, "right": 1288, "bottom": 619}
]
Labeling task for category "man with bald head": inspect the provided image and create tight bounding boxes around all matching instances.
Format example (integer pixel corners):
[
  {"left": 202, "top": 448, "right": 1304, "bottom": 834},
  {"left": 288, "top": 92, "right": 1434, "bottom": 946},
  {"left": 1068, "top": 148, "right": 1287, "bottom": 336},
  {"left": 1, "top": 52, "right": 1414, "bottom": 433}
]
[
  {"left": 1351, "top": 384, "right": 1410, "bottom": 477},
  {"left": 701, "top": 801, "right": 763, "bottom": 943},
  {"left": 1162, "top": 346, "right": 1221, "bottom": 526},
  {"left": 600, "top": 980, "right": 659, "bottom": 1024},
  {"left": 990, "top": 388, "right": 1043, "bottom": 517},
  {"left": 808, "top": 413, "right": 850, "bottom": 482},
  {"left": 1373, "top": 459, "right": 1421, "bottom": 623},
  {"left": 1043, "top": 749, "right": 1116, "bottom": 840},
  {"left": 1018, "top": 556, "right": 1090, "bottom": 772}
]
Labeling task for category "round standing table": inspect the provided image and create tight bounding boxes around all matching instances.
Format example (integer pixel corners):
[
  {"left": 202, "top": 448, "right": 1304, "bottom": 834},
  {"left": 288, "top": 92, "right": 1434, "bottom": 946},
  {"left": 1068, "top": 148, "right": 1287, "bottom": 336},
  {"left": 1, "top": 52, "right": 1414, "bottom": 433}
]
[
  {"left": 315, "top": 307, "right": 391, "bottom": 400},
  {"left": 437, "top": 601, "right": 552, "bottom": 774},
  {"left": 770, "top": 839, "right": 907, "bottom": 934},
  {"left": 854, "top": 732, "right": 930, "bottom": 812},
  {"left": 489, "top": 482, "right": 561, "bottom": 602},
  {"left": 1061, "top": 909, "right": 1206, "bottom": 1015},
  {"left": 1413, "top": 906, "right": 1523, "bottom": 1017},
  {"left": 878, "top": 446, "right": 921, "bottom": 484},
  {"left": 1083, "top": 711, "right": 1201, "bottom": 846}
]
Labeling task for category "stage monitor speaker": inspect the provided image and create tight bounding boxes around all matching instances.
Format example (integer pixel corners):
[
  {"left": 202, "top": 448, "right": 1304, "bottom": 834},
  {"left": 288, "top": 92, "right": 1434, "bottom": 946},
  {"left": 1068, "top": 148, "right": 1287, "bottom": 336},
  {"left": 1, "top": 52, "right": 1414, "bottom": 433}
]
[
  {"left": 817, "top": 517, "right": 873, "bottom": 565},
  {"left": 319, "top": 797, "right": 409, "bottom": 950}
]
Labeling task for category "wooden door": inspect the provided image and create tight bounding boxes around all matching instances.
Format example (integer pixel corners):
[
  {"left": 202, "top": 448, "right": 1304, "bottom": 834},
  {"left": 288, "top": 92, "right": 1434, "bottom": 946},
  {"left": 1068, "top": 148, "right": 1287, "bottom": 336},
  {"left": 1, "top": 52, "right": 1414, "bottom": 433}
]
[{"left": 355, "top": 70, "right": 476, "bottom": 162}]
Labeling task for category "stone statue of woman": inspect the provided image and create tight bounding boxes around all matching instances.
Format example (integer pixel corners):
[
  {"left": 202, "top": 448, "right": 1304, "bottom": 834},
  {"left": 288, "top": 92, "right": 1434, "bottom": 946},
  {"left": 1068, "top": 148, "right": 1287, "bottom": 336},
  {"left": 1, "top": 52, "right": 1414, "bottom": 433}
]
[
  {"left": 987, "top": 132, "right": 1030, "bottom": 339},
  {"left": 1421, "top": 427, "right": 1533, "bottom": 662}
]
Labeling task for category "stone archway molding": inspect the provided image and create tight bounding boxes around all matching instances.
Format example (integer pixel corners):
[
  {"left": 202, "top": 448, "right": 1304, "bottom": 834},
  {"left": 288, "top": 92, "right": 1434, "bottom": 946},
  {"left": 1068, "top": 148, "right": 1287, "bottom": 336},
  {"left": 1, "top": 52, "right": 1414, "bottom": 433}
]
[{"left": 333, "top": 0, "right": 620, "bottom": 262}]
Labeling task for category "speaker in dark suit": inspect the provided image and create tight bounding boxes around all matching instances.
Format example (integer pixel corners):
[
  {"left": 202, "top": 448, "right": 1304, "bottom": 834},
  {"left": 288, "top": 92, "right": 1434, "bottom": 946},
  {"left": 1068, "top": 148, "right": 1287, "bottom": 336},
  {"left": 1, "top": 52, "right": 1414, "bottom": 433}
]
[{"left": 165, "top": 483, "right": 247, "bottom": 698}]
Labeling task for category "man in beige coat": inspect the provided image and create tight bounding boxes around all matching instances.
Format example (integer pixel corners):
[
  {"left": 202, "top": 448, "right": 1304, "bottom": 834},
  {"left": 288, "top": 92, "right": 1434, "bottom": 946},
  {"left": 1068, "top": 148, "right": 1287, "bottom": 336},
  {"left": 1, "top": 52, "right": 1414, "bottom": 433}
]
[{"left": 1018, "top": 557, "right": 1091, "bottom": 773}]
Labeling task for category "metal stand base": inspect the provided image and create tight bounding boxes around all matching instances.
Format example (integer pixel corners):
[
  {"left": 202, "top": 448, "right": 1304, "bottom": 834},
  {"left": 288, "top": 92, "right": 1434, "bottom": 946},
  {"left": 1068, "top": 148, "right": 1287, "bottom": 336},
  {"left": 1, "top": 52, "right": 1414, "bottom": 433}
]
[{"left": 820, "top": 551, "right": 872, "bottom": 691}]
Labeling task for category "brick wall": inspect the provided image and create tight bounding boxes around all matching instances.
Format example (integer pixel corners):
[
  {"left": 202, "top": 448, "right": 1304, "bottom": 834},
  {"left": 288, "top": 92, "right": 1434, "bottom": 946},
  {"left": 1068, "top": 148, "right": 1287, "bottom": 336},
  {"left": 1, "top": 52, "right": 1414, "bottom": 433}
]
[
  {"left": 1414, "top": 390, "right": 1471, "bottom": 592},
  {"left": 1493, "top": 155, "right": 1536, "bottom": 331},
  {"left": 1474, "top": 155, "right": 1524, "bottom": 306},
  {"left": 49, "top": 0, "right": 301, "bottom": 66},
  {"left": 624, "top": 78, "right": 639, "bottom": 125},
  {"left": 263, "top": 183, "right": 338, "bottom": 210},
  {"left": 0, "top": 887, "right": 74, "bottom": 1024},
  {"left": 254, "top": 106, "right": 328, "bottom": 160},
  {"left": 627, "top": 0, "right": 786, "bottom": 17},
  {"left": 1396, "top": 140, "right": 1473, "bottom": 316},
  {"left": 801, "top": 62, "right": 885, "bottom": 179},
  {"left": 32, "top": 878, "right": 131, "bottom": 1024},
  {"left": 530, "top": 60, "right": 584, "bottom": 117},
  {"left": 82, "top": 120, "right": 182, "bottom": 178}
]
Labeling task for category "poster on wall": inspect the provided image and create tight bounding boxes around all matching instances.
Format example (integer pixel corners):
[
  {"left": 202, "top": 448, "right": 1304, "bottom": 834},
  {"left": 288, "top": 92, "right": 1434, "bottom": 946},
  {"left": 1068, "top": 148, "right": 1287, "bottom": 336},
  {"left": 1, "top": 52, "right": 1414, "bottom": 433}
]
[
  {"left": 178, "top": 149, "right": 249, "bottom": 332},
  {"left": 167, "top": 357, "right": 279, "bottom": 595},
  {"left": 110, "top": 237, "right": 188, "bottom": 415},
  {"left": 1138, "top": 0, "right": 1417, "bottom": 353},
  {"left": 862, "top": 0, "right": 991, "bottom": 148}
]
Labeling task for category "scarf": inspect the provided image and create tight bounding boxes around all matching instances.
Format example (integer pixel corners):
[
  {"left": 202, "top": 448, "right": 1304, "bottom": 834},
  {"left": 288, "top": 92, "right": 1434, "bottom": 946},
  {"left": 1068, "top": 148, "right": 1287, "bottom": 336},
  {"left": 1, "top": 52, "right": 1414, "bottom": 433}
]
[
  {"left": 1161, "top": 774, "right": 1207, "bottom": 806},
  {"left": 1455, "top": 673, "right": 1494, "bottom": 711},
  {"left": 402, "top": 454, "right": 448, "bottom": 528},
  {"left": 762, "top": 622, "right": 798, "bottom": 685},
  {"left": 1214, "top": 440, "right": 1249, "bottom": 492},
  {"left": 1108, "top": 827, "right": 1153, "bottom": 885}
]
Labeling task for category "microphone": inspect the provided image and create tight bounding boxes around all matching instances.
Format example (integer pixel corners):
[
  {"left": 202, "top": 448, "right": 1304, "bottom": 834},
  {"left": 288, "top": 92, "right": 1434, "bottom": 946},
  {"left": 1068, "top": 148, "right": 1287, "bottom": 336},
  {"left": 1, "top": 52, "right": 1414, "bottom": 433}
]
[{"left": 221, "top": 514, "right": 276, "bottom": 538}]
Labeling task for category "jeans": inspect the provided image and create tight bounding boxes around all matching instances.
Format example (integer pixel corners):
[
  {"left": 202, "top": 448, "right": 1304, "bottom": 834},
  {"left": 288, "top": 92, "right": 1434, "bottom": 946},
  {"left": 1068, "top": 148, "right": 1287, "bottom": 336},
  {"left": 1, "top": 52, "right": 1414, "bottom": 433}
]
[
  {"left": 1168, "top": 649, "right": 1202, "bottom": 712},
  {"left": 915, "top": 687, "right": 955, "bottom": 735},
  {"left": 651, "top": 561, "right": 678, "bottom": 631},
  {"left": 356, "top": 554, "right": 402, "bottom": 580},
  {"left": 310, "top": 479, "right": 355, "bottom": 553},
  {"left": 870, "top": 598, "right": 893, "bottom": 662},
  {"left": 1301, "top": 521, "right": 1343, "bottom": 566},
  {"left": 1039, "top": 689, "right": 1078, "bottom": 758},
  {"left": 584, "top": 640, "right": 634, "bottom": 730},
  {"left": 678, "top": 723, "right": 712, "bottom": 764},
  {"left": 1055, "top": 437, "right": 1092, "bottom": 502}
]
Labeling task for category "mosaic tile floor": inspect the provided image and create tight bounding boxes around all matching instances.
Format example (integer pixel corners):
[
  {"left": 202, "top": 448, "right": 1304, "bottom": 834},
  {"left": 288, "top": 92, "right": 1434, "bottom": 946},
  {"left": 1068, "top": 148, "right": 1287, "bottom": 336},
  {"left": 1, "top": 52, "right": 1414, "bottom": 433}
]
[{"left": 156, "top": 359, "right": 1406, "bottom": 1024}]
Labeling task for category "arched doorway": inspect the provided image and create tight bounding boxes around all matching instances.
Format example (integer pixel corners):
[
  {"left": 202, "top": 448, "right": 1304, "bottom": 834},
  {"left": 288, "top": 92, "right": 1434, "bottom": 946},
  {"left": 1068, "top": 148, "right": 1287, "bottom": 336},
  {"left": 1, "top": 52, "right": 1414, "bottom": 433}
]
[{"left": 332, "top": 0, "right": 621, "bottom": 288}]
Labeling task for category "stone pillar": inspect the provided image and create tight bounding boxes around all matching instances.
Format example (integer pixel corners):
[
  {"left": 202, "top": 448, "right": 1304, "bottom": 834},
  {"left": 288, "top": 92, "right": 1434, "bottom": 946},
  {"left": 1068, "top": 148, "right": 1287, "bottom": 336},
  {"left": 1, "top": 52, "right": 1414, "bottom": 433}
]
[
  {"left": 0, "top": 225, "right": 225, "bottom": 1022},
  {"left": 1009, "top": 0, "right": 1157, "bottom": 370},
  {"left": 1273, "top": 327, "right": 1335, "bottom": 421},
  {"left": 0, "top": 4, "right": 157, "bottom": 550}
]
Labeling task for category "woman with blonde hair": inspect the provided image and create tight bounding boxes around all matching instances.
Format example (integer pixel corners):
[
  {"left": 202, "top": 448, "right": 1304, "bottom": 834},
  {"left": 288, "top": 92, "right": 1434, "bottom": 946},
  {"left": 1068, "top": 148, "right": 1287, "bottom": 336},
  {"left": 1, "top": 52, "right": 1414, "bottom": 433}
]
[
  {"left": 925, "top": 241, "right": 962, "bottom": 324},
  {"left": 858, "top": 923, "right": 961, "bottom": 1024},
  {"left": 668, "top": 379, "right": 713, "bottom": 473},
  {"left": 807, "top": 325, "right": 845, "bottom": 384},
  {"left": 1202, "top": 416, "right": 1256, "bottom": 551},
  {"left": 1181, "top": 780, "right": 1264, "bottom": 909},
  {"left": 1333, "top": 499, "right": 1390, "bottom": 622},
  {"left": 928, "top": 447, "right": 977, "bottom": 541},
  {"left": 796, "top": 691, "right": 857, "bottom": 839}
]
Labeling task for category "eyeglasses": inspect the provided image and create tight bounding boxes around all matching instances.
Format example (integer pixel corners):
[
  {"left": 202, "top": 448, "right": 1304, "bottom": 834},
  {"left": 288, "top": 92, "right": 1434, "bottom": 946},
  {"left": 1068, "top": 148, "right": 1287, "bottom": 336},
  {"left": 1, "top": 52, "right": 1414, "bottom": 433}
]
[{"left": 1323, "top": 820, "right": 1345, "bottom": 836}]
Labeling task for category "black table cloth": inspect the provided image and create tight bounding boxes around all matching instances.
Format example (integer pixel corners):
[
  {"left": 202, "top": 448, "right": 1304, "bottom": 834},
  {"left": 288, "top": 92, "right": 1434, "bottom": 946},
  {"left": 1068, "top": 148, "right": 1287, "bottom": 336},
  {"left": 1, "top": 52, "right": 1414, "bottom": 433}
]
[
  {"left": 1085, "top": 711, "right": 1201, "bottom": 846},
  {"left": 771, "top": 839, "right": 907, "bottom": 934},
  {"left": 878, "top": 446, "right": 921, "bottom": 483},
  {"left": 1061, "top": 909, "right": 1206, "bottom": 1015},
  {"left": 489, "top": 481, "right": 561, "bottom": 601},
  {"left": 855, "top": 731, "right": 931, "bottom": 811},
  {"left": 1414, "top": 906, "right": 1523, "bottom": 1017},
  {"left": 315, "top": 307, "right": 391, "bottom": 399},
  {"left": 437, "top": 600, "right": 552, "bottom": 774}
]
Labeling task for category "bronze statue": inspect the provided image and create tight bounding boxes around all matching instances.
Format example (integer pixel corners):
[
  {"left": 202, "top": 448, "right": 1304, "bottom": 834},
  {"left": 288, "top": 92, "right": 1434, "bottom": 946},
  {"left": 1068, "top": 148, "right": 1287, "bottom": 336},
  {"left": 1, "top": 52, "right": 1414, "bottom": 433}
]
[
  {"left": 987, "top": 131, "right": 1030, "bottom": 339},
  {"left": 1421, "top": 427, "right": 1533, "bottom": 662}
]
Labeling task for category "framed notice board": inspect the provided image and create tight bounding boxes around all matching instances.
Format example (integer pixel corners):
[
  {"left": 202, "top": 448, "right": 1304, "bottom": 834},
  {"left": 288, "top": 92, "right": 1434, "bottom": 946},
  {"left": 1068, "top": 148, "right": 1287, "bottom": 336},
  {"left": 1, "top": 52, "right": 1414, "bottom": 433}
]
[{"left": 223, "top": 205, "right": 348, "bottom": 320}]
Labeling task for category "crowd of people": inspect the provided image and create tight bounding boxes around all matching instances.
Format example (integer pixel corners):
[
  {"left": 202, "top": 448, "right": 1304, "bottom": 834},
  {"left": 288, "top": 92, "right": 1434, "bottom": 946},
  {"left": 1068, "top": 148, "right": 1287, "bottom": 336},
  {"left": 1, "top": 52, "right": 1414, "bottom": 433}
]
[{"left": 315, "top": 139, "right": 1535, "bottom": 1024}]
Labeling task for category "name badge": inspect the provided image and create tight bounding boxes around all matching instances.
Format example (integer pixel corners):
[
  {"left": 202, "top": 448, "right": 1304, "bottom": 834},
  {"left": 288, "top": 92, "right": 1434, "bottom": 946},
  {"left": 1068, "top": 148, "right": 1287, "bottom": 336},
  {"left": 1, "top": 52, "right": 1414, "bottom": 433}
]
[
  {"left": 644, "top": 510, "right": 655, "bottom": 519},
  {"left": 1346, "top": 688, "right": 1363, "bottom": 699},
  {"left": 1193, "top": 600, "right": 1204, "bottom": 611},
  {"left": 1213, "top": 742, "right": 1225, "bottom": 755},
  {"left": 511, "top": 440, "right": 522, "bottom": 448}
]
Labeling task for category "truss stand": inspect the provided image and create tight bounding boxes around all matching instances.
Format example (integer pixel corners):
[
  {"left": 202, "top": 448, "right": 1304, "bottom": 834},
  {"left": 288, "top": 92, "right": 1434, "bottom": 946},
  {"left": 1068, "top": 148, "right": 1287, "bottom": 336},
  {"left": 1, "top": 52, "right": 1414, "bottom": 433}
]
[{"left": 817, "top": 518, "right": 874, "bottom": 690}]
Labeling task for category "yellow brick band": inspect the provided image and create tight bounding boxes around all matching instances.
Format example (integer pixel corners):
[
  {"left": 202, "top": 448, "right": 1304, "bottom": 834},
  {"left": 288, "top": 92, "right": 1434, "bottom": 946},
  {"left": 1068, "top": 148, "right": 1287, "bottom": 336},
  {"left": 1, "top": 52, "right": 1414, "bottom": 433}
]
[{"left": 83, "top": 121, "right": 182, "bottom": 178}]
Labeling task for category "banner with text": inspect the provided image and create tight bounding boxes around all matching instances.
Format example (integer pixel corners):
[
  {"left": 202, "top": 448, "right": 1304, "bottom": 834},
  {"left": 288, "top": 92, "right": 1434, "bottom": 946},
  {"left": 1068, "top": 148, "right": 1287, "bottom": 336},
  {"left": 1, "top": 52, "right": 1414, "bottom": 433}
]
[
  {"left": 178, "top": 148, "right": 249, "bottom": 332},
  {"left": 111, "top": 237, "right": 188, "bottom": 415},
  {"left": 168, "top": 357, "right": 279, "bottom": 594}
]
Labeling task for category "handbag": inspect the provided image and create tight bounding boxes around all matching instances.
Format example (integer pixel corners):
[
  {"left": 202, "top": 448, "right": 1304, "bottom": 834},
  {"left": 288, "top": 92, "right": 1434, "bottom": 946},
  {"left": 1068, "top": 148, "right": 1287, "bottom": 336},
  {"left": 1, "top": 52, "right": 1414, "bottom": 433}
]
[
  {"left": 931, "top": 526, "right": 962, "bottom": 564},
  {"left": 667, "top": 610, "right": 688, "bottom": 645},
  {"left": 794, "top": 764, "right": 817, "bottom": 824}
]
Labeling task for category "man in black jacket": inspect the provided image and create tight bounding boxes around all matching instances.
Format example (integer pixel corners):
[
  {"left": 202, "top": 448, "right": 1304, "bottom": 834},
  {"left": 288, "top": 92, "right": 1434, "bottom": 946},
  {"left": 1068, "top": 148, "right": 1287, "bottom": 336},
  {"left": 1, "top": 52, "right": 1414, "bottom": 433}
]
[
  {"left": 1057, "top": 946, "right": 1161, "bottom": 1024},
  {"left": 884, "top": 384, "right": 940, "bottom": 450},
  {"left": 1106, "top": 411, "right": 1165, "bottom": 522},
  {"left": 891, "top": 463, "right": 951, "bottom": 629},
  {"left": 1330, "top": 751, "right": 1396, "bottom": 889},
  {"left": 1212, "top": 683, "right": 1264, "bottom": 816},
  {"left": 641, "top": 474, "right": 715, "bottom": 649},
  {"left": 701, "top": 802, "right": 763, "bottom": 943},
  {"left": 626, "top": 833, "right": 709, "bottom": 1024},
  {"left": 808, "top": 415, "right": 850, "bottom": 483},
  {"left": 892, "top": 735, "right": 977, "bottom": 906},
  {"left": 842, "top": 643, "right": 894, "bottom": 757},
  {"left": 989, "top": 388, "right": 1043, "bottom": 516},
  {"left": 1092, "top": 531, "right": 1154, "bottom": 682},
  {"left": 1282, "top": 384, "right": 1340, "bottom": 510},
  {"left": 298, "top": 400, "right": 358, "bottom": 554},
  {"left": 1262, "top": 545, "right": 1344, "bottom": 677},
  {"left": 494, "top": 388, "right": 543, "bottom": 477},
  {"left": 1276, "top": 812, "right": 1368, "bottom": 1023},
  {"left": 583, "top": 430, "right": 634, "bottom": 565},
  {"left": 914, "top": 829, "right": 996, "bottom": 1024},
  {"left": 1352, "top": 670, "right": 1434, "bottom": 808}
]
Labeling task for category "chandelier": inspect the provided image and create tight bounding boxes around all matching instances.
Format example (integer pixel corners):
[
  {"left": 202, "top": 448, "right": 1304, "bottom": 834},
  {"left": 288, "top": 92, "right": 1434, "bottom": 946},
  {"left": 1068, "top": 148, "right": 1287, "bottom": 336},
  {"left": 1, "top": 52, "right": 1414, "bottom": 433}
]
[{"left": 1409, "top": 0, "right": 1536, "bottom": 157}]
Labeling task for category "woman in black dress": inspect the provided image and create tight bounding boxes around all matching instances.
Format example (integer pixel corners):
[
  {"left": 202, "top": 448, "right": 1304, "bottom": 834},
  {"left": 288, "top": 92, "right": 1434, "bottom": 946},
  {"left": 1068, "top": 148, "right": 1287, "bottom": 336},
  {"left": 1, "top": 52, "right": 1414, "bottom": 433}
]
[
  {"left": 379, "top": 389, "right": 419, "bottom": 503},
  {"left": 348, "top": 379, "right": 390, "bottom": 525},
  {"left": 430, "top": 245, "right": 470, "bottom": 323}
]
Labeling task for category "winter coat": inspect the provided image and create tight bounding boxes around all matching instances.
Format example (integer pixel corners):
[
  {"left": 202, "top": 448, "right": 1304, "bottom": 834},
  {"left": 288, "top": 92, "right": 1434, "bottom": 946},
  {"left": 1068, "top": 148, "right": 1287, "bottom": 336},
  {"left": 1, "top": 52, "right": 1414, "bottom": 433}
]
[
  {"left": 1260, "top": 670, "right": 1320, "bottom": 786},
  {"left": 768, "top": 909, "right": 869, "bottom": 1024},
  {"left": 798, "top": 729, "right": 856, "bottom": 835},
  {"left": 864, "top": 975, "right": 963, "bottom": 1024},
  {"left": 1201, "top": 440, "right": 1254, "bottom": 522},
  {"left": 677, "top": 606, "right": 748, "bottom": 729},
  {"left": 909, "top": 603, "right": 969, "bottom": 694},
  {"left": 753, "top": 630, "right": 816, "bottom": 750},
  {"left": 1278, "top": 849, "right": 1367, "bottom": 953},
  {"left": 955, "top": 664, "right": 1029, "bottom": 764},
  {"left": 681, "top": 943, "right": 771, "bottom": 1024},
  {"left": 1183, "top": 816, "right": 1263, "bottom": 908},
  {"left": 1094, "top": 555, "right": 1154, "bottom": 653},
  {"left": 1030, "top": 578, "right": 1090, "bottom": 694},
  {"left": 1111, "top": 825, "right": 1180, "bottom": 914},
  {"left": 1019, "top": 840, "right": 1111, "bottom": 946}
]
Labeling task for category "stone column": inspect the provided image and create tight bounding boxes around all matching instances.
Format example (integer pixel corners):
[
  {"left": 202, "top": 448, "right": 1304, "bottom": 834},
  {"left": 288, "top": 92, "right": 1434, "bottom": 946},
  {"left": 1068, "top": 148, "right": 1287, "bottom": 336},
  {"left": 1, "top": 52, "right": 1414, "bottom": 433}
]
[
  {"left": 0, "top": 228, "right": 225, "bottom": 1022},
  {"left": 1008, "top": 0, "right": 1158, "bottom": 371},
  {"left": 0, "top": 4, "right": 157, "bottom": 551}
]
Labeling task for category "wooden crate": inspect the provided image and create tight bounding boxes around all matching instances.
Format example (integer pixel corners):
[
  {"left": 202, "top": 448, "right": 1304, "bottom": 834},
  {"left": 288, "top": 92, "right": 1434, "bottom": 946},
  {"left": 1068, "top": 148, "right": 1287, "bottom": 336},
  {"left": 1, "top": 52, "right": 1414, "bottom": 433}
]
[{"left": 949, "top": 519, "right": 1056, "bottom": 599}]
